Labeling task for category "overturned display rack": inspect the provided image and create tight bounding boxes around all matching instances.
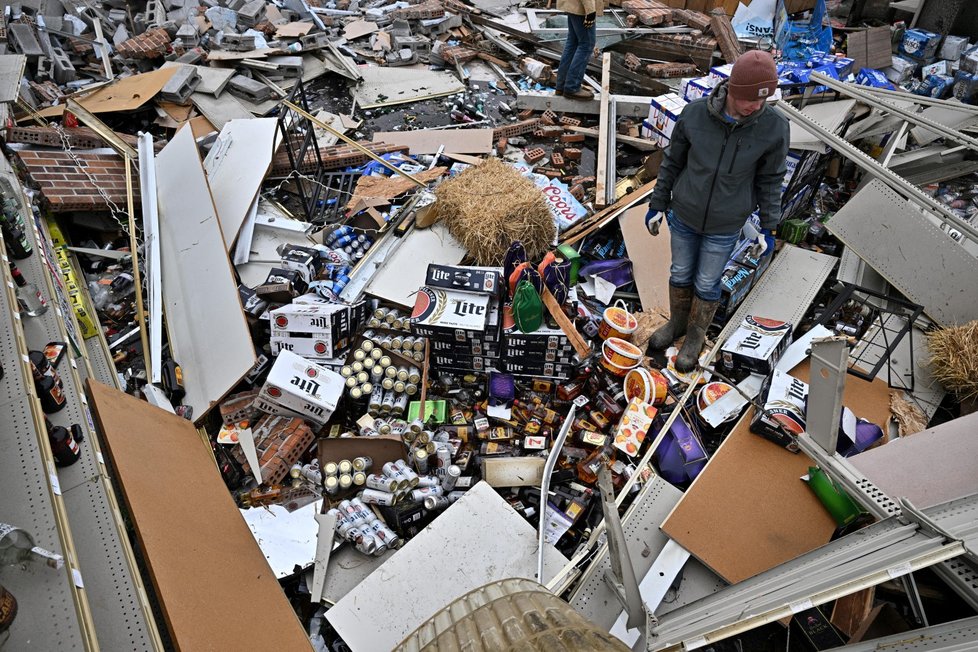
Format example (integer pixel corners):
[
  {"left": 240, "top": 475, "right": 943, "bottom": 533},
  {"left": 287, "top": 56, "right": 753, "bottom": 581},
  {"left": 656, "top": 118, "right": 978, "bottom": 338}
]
[{"left": 0, "top": 151, "right": 163, "bottom": 650}]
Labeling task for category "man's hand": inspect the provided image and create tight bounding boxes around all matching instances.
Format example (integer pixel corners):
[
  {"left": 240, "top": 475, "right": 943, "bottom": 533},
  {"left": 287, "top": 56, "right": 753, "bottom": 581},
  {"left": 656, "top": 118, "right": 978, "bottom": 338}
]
[
  {"left": 645, "top": 209, "right": 664, "bottom": 236},
  {"left": 583, "top": 12, "right": 595, "bottom": 27},
  {"left": 757, "top": 228, "right": 776, "bottom": 256}
]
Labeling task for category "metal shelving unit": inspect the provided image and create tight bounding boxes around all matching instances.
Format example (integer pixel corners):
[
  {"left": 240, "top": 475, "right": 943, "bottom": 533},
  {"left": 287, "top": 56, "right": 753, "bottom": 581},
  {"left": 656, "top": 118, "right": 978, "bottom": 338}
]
[
  {"left": 0, "top": 239, "right": 96, "bottom": 649},
  {"left": 2, "top": 152, "right": 162, "bottom": 650}
]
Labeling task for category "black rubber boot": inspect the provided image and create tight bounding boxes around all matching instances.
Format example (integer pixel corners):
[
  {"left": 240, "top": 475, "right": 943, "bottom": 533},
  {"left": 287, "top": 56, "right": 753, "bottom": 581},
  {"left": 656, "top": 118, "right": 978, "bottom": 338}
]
[
  {"left": 675, "top": 296, "right": 719, "bottom": 373},
  {"left": 646, "top": 284, "right": 694, "bottom": 354}
]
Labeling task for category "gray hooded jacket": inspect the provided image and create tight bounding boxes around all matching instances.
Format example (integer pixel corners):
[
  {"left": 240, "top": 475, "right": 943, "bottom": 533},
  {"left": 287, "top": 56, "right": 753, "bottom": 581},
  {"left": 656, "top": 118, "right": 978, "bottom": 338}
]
[{"left": 647, "top": 80, "right": 790, "bottom": 234}]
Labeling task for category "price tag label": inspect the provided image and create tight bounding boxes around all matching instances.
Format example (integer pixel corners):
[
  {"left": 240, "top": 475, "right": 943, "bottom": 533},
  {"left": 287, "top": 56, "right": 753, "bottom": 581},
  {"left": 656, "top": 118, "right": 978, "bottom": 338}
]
[
  {"left": 49, "top": 473, "right": 62, "bottom": 496},
  {"left": 96, "top": 451, "right": 104, "bottom": 465},
  {"left": 573, "top": 395, "right": 589, "bottom": 408},
  {"left": 684, "top": 636, "right": 708, "bottom": 650},
  {"left": 887, "top": 561, "right": 913, "bottom": 579},
  {"left": 71, "top": 568, "right": 84, "bottom": 588},
  {"left": 789, "top": 598, "right": 813, "bottom": 614}
]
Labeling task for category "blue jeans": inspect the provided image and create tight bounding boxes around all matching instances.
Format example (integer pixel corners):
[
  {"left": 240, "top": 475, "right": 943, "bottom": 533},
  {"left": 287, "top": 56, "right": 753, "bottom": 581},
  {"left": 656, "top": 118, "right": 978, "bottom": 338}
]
[
  {"left": 667, "top": 212, "right": 740, "bottom": 302},
  {"left": 555, "top": 14, "right": 596, "bottom": 93}
]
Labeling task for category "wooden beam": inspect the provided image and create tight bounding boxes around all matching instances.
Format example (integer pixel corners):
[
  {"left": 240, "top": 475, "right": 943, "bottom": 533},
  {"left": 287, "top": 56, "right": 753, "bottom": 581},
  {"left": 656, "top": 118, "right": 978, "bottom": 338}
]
[
  {"left": 595, "top": 53, "right": 613, "bottom": 209},
  {"left": 559, "top": 180, "right": 657, "bottom": 245},
  {"left": 563, "top": 125, "right": 658, "bottom": 151}
]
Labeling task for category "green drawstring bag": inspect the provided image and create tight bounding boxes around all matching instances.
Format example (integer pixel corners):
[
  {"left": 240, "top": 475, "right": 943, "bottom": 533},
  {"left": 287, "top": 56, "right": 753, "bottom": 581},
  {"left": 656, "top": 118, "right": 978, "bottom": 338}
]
[{"left": 511, "top": 279, "right": 543, "bottom": 333}]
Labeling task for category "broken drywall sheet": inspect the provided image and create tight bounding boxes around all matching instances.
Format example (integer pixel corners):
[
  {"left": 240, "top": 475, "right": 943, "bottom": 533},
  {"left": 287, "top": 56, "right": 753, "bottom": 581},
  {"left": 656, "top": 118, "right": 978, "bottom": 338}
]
[
  {"left": 155, "top": 126, "right": 256, "bottom": 422},
  {"left": 203, "top": 117, "right": 278, "bottom": 251},
  {"left": 326, "top": 482, "right": 568, "bottom": 651},
  {"left": 352, "top": 66, "right": 466, "bottom": 109}
]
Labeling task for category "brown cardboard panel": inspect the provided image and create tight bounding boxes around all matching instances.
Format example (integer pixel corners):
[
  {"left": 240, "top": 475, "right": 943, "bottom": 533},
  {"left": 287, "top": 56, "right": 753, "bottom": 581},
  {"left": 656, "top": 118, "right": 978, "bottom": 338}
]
[
  {"left": 660, "top": 409, "right": 835, "bottom": 583},
  {"left": 619, "top": 204, "right": 671, "bottom": 315},
  {"left": 85, "top": 380, "right": 312, "bottom": 652},
  {"left": 660, "top": 358, "right": 893, "bottom": 584},
  {"left": 38, "top": 67, "right": 179, "bottom": 117},
  {"left": 319, "top": 435, "right": 405, "bottom": 471},
  {"left": 372, "top": 128, "right": 494, "bottom": 155}
]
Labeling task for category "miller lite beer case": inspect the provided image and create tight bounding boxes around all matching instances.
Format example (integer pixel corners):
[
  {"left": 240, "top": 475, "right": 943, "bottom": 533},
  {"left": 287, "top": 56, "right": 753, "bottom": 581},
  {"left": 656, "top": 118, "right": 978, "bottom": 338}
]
[
  {"left": 410, "top": 286, "right": 490, "bottom": 336},
  {"left": 720, "top": 316, "right": 793, "bottom": 375},
  {"left": 258, "top": 350, "right": 344, "bottom": 426},
  {"left": 269, "top": 302, "right": 361, "bottom": 360},
  {"left": 424, "top": 264, "right": 503, "bottom": 297},
  {"left": 750, "top": 369, "right": 808, "bottom": 452}
]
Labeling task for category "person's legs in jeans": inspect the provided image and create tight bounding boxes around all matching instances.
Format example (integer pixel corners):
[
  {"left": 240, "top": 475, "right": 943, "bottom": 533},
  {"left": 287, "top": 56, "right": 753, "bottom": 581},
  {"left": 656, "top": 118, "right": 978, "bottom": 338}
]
[
  {"left": 559, "top": 14, "right": 595, "bottom": 93},
  {"left": 692, "top": 230, "right": 740, "bottom": 301},
  {"left": 667, "top": 211, "right": 701, "bottom": 290},
  {"left": 555, "top": 15, "right": 582, "bottom": 93}
]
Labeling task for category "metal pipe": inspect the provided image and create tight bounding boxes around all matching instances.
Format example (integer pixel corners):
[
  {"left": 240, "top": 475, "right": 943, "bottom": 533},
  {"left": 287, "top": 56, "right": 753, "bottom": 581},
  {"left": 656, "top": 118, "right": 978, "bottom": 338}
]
[
  {"left": 775, "top": 99, "right": 978, "bottom": 244},
  {"left": 810, "top": 72, "right": 978, "bottom": 150},
  {"left": 538, "top": 404, "right": 576, "bottom": 582}
]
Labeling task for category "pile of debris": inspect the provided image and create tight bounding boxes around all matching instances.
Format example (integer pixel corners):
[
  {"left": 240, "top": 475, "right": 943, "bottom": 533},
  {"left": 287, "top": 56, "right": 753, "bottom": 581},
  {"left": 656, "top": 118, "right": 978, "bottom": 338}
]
[{"left": 2, "top": 0, "right": 978, "bottom": 649}]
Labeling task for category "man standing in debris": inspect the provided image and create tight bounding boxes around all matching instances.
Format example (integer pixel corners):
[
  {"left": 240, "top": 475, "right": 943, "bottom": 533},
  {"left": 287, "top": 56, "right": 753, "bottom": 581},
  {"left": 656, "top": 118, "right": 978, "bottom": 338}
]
[
  {"left": 554, "top": 0, "right": 600, "bottom": 100},
  {"left": 644, "top": 50, "right": 789, "bottom": 373}
]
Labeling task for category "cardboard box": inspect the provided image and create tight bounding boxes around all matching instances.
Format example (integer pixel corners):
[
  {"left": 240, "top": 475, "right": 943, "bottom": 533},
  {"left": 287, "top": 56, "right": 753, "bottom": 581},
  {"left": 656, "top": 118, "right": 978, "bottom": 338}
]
[
  {"left": 425, "top": 264, "right": 502, "bottom": 297},
  {"left": 720, "top": 316, "right": 793, "bottom": 375},
  {"left": 255, "top": 267, "right": 308, "bottom": 303},
  {"left": 899, "top": 28, "right": 941, "bottom": 61},
  {"left": 279, "top": 244, "right": 324, "bottom": 283},
  {"left": 640, "top": 120, "right": 670, "bottom": 148},
  {"left": 411, "top": 286, "right": 489, "bottom": 333},
  {"left": 612, "top": 397, "right": 657, "bottom": 456},
  {"left": 429, "top": 338, "right": 500, "bottom": 357},
  {"left": 940, "top": 35, "right": 969, "bottom": 61},
  {"left": 750, "top": 369, "right": 807, "bottom": 451},
  {"left": 717, "top": 263, "right": 754, "bottom": 320},
  {"left": 430, "top": 353, "right": 498, "bottom": 372},
  {"left": 258, "top": 350, "right": 344, "bottom": 426},
  {"left": 501, "top": 359, "right": 574, "bottom": 379},
  {"left": 647, "top": 92, "right": 687, "bottom": 143},
  {"left": 680, "top": 76, "right": 713, "bottom": 101},
  {"left": 502, "top": 346, "right": 575, "bottom": 364},
  {"left": 269, "top": 302, "right": 356, "bottom": 360}
]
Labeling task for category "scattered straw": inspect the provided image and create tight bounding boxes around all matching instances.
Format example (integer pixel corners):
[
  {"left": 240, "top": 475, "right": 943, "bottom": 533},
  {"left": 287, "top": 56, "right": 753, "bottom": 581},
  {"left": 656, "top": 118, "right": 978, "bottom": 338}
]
[
  {"left": 435, "top": 157, "right": 555, "bottom": 265},
  {"left": 926, "top": 321, "right": 978, "bottom": 402},
  {"left": 889, "top": 391, "right": 928, "bottom": 437}
]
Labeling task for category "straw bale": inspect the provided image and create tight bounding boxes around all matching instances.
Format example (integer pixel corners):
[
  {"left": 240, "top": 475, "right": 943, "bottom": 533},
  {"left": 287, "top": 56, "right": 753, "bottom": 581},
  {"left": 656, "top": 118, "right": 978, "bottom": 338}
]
[
  {"left": 435, "top": 157, "right": 555, "bottom": 265},
  {"left": 926, "top": 321, "right": 978, "bottom": 401}
]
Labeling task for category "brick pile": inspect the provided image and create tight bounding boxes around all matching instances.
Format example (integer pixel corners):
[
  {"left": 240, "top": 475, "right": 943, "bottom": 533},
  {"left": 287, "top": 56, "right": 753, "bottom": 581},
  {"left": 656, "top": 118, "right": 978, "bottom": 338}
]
[
  {"left": 16, "top": 150, "right": 137, "bottom": 212},
  {"left": 710, "top": 8, "right": 742, "bottom": 63},
  {"left": 269, "top": 141, "right": 409, "bottom": 177},
  {"left": 622, "top": 0, "right": 673, "bottom": 26},
  {"left": 231, "top": 415, "right": 315, "bottom": 486},
  {"left": 672, "top": 8, "right": 712, "bottom": 32},
  {"left": 646, "top": 62, "right": 698, "bottom": 78},
  {"left": 116, "top": 28, "right": 171, "bottom": 59},
  {"left": 5, "top": 125, "right": 162, "bottom": 152},
  {"left": 491, "top": 118, "right": 541, "bottom": 140}
]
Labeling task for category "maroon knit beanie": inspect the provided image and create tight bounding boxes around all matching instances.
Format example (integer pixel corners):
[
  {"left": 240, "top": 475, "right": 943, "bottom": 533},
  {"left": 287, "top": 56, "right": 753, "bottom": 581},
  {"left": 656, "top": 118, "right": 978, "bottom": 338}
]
[{"left": 728, "top": 50, "right": 778, "bottom": 101}]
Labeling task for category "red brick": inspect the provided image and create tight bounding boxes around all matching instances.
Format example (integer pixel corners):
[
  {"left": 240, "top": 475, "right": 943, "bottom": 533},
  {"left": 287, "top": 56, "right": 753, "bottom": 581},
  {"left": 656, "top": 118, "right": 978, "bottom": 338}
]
[
  {"left": 16, "top": 149, "right": 137, "bottom": 212},
  {"left": 560, "top": 133, "right": 585, "bottom": 143}
]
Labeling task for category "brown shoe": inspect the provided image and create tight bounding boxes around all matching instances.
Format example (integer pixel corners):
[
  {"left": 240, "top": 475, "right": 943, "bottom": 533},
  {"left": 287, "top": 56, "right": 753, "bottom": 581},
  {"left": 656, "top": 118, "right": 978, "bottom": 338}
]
[
  {"left": 565, "top": 88, "right": 594, "bottom": 100},
  {"left": 554, "top": 89, "right": 563, "bottom": 96}
]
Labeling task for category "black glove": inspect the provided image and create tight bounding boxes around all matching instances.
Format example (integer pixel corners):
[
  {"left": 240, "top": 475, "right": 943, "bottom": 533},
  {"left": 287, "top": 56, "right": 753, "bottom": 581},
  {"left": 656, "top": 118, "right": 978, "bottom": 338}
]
[{"left": 584, "top": 12, "right": 595, "bottom": 27}]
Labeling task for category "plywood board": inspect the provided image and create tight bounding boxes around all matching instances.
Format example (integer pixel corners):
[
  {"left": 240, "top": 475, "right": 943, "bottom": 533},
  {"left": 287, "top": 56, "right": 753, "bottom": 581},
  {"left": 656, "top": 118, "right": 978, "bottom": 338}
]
[
  {"left": 203, "top": 118, "right": 278, "bottom": 250},
  {"left": 660, "top": 409, "right": 835, "bottom": 584},
  {"left": 660, "top": 357, "right": 891, "bottom": 584},
  {"left": 0, "top": 54, "right": 26, "bottom": 103},
  {"left": 352, "top": 66, "right": 466, "bottom": 109},
  {"left": 344, "top": 19, "right": 379, "bottom": 40},
  {"left": 39, "top": 68, "right": 178, "bottom": 117},
  {"left": 190, "top": 90, "right": 254, "bottom": 130},
  {"left": 850, "top": 412, "right": 978, "bottom": 509},
  {"left": 161, "top": 61, "right": 235, "bottom": 96},
  {"left": 155, "top": 126, "right": 256, "bottom": 422},
  {"left": 363, "top": 222, "right": 467, "bottom": 308},
  {"left": 276, "top": 21, "right": 314, "bottom": 37},
  {"left": 371, "top": 128, "right": 493, "bottom": 154},
  {"left": 620, "top": 204, "right": 671, "bottom": 314},
  {"left": 86, "top": 380, "right": 312, "bottom": 651},
  {"left": 326, "top": 482, "right": 568, "bottom": 651},
  {"left": 188, "top": 114, "right": 217, "bottom": 139}
]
